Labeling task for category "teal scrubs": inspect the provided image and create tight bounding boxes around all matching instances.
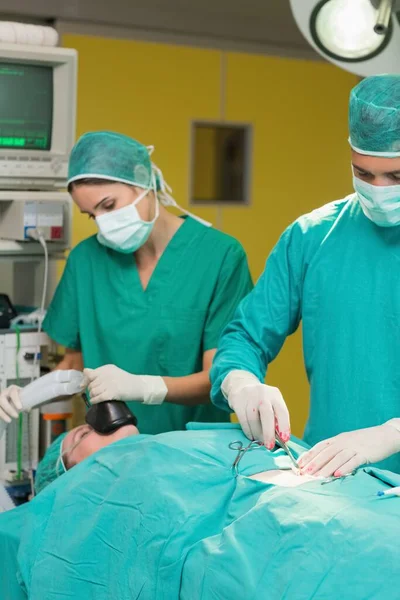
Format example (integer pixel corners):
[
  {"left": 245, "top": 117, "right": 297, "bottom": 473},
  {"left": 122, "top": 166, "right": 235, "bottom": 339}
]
[
  {"left": 211, "top": 195, "right": 400, "bottom": 473},
  {"left": 43, "top": 217, "right": 253, "bottom": 433}
]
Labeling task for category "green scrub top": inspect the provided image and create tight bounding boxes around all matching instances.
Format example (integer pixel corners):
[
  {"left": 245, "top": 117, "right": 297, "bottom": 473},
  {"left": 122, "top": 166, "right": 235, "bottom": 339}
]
[
  {"left": 43, "top": 217, "right": 253, "bottom": 434},
  {"left": 211, "top": 196, "right": 400, "bottom": 473}
]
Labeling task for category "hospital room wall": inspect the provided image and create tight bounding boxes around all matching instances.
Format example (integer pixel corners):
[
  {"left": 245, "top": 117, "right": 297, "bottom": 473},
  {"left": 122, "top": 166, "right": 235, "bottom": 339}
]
[{"left": 62, "top": 33, "right": 358, "bottom": 437}]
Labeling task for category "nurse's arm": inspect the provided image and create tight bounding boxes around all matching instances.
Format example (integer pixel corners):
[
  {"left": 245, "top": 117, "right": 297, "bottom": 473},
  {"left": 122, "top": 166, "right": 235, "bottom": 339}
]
[
  {"left": 55, "top": 348, "right": 84, "bottom": 371},
  {"left": 162, "top": 349, "right": 216, "bottom": 406},
  {"left": 210, "top": 225, "right": 304, "bottom": 411}
]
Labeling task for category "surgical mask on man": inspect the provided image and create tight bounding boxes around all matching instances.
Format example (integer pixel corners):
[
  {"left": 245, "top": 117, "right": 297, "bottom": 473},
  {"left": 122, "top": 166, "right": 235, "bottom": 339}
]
[
  {"left": 96, "top": 188, "right": 159, "bottom": 253},
  {"left": 353, "top": 176, "right": 400, "bottom": 227}
]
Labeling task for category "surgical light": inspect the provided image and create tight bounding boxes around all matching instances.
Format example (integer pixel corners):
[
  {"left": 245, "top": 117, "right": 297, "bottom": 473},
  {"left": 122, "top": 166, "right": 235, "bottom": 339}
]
[
  {"left": 310, "top": 0, "right": 393, "bottom": 61},
  {"left": 290, "top": 0, "right": 400, "bottom": 76}
]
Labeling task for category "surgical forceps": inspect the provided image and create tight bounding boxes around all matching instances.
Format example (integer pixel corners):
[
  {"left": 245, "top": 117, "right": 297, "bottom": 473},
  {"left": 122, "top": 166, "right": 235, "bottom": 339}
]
[
  {"left": 320, "top": 472, "right": 356, "bottom": 485},
  {"left": 274, "top": 431, "right": 300, "bottom": 472},
  {"left": 229, "top": 440, "right": 263, "bottom": 476}
]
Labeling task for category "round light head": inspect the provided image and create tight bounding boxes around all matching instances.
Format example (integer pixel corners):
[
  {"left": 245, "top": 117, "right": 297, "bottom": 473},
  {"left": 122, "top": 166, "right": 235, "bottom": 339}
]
[{"left": 311, "top": 0, "right": 392, "bottom": 62}]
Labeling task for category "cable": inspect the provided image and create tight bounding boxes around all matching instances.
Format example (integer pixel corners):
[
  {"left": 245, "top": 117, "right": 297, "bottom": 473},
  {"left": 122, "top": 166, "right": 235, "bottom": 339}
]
[
  {"left": 32, "top": 231, "right": 48, "bottom": 497},
  {"left": 16, "top": 327, "right": 22, "bottom": 480},
  {"left": 31, "top": 231, "right": 48, "bottom": 384},
  {"left": 37, "top": 232, "right": 49, "bottom": 324},
  {"left": 31, "top": 230, "right": 48, "bottom": 498},
  {"left": 24, "top": 227, "right": 49, "bottom": 498}
]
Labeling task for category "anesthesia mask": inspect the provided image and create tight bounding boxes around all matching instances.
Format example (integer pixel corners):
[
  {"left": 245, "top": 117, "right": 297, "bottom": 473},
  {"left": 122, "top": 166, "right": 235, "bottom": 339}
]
[{"left": 84, "top": 397, "right": 137, "bottom": 434}]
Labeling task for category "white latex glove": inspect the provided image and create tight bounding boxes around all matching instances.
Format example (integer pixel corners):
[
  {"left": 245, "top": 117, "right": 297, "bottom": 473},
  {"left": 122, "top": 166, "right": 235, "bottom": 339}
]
[
  {"left": 222, "top": 370, "right": 291, "bottom": 448},
  {"left": 0, "top": 385, "right": 22, "bottom": 423},
  {"left": 83, "top": 365, "right": 168, "bottom": 405},
  {"left": 298, "top": 419, "right": 400, "bottom": 478}
]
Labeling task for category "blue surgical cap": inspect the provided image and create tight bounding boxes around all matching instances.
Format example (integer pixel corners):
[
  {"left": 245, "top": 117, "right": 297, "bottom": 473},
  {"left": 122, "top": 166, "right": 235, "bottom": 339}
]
[
  {"left": 349, "top": 74, "right": 400, "bottom": 157},
  {"left": 68, "top": 131, "right": 161, "bottom": 190}
]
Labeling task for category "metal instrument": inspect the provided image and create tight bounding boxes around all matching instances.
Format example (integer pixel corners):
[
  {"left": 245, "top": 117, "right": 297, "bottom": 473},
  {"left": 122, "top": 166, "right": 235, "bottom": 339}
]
[
  {"left": 229, "top": 433, "right": 301, "bottom": 477},
  {"left": 229, "top": 440, "right": 262, "bottom": 476},
  {"left": 321, "top": 472, "right": 356, "bottom": 485},
  {"left": 274, "top": 431, "right": 300, "bottom": 472}
]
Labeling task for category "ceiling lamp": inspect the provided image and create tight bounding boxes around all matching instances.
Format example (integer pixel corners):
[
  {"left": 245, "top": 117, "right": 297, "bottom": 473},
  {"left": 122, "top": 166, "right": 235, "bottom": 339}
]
[{"left": 290, "top": 0, "right": 400, "bottom": 76}]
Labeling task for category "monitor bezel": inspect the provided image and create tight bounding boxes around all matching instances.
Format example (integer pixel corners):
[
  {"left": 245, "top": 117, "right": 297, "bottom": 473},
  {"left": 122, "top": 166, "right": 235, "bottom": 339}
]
[{"left": 0, "top": 44, "right": 77, "bottom": 161}]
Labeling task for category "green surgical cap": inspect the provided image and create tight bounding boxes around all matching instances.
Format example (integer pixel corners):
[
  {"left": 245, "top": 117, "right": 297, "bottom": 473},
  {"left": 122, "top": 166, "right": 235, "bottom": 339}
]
[
  {"left": 34, "top": 432, "right": 67, "bottom": 494},
  {"left": 349, "top": 74, "right": 400, "bottom": 157},
  {"left": 68, "top": 131, "right": 159, "bottom": 189}
]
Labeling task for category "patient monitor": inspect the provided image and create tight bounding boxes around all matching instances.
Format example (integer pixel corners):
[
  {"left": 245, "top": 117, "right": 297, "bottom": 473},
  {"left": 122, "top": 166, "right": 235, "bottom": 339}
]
[
  {"left": 0, "top": 43, "right": 77, "bottom": 190},
  {"left": 0, "top": 40, "right": 77, "bottom": 494},
  {"left": 0, "top": 41, "right": 76, "bottom": 308}
]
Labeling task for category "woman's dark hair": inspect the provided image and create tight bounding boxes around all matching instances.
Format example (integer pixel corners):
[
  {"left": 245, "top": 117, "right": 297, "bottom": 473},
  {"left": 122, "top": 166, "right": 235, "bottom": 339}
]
[{"left": 67, "top": 178, "right": 117, "bottom": 193}]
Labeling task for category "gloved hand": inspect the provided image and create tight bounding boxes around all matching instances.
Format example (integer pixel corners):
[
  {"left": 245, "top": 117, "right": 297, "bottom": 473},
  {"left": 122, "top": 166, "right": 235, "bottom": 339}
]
[
  {"left": 222, "top": 370, "right": 291, "bottom": 448},
  {"left": 0, "top": 385, "right": 22, "bottom": 423},
  {"left": 83, "top": 365, "right": 168, "bottom": 405},
  {"left": 298, "top": 419, "right": 400, "bottom": 478}
]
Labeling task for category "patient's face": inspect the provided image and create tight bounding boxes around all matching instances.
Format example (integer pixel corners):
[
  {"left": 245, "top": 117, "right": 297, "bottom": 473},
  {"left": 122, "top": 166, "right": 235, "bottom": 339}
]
[{"left": 62, "top": 423, "right": 139, "bottom": 469}]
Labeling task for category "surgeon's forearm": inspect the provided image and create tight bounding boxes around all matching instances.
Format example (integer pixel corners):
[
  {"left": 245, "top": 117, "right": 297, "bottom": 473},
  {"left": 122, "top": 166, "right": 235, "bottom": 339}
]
[{"left": 163, "top": 370, "right": 212, "bottom": 406}]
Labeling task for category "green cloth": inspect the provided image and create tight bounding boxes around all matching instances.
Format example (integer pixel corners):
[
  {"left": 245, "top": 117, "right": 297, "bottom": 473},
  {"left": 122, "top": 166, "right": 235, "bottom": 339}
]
[
  {"left": 211, "top": 195, "right": 400, "bottom": 473},
  {"left": 1, "top": 425, "right": 400, "bottom": 599},
  {"left": 43, "top": 217, "right": 253, "bottom": 434},
  {"left": 0, "top": 502, "right": 29, "bottom": 600}
]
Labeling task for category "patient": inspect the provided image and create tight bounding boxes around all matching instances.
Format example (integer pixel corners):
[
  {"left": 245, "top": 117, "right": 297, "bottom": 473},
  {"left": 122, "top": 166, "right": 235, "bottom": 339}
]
[
  {"left": 35, "top": 422, "right": 139, "bottom": 492},
  {"left": 39, "top": 400, "right": 311, "bottom": 494},
  {"left": 63, "top": 423, "right": 138, "bottom": 468},
  {"left": 35, "top": 400, "right": 140, "bottom": 493},
  {"left": 34, "top": 400, "right": 346, "bottom": 494},
  {"left": 1, "top": 421, "right": 400, "bottom": 600},
  {"left": 39, "top": 421, "right": 310, "bottom": 494}
]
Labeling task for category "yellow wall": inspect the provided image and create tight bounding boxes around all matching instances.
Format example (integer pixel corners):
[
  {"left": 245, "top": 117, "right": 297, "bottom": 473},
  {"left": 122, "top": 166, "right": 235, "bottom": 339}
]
[{"left": 62, "top": 33, "right": 358, "bottom": 437}]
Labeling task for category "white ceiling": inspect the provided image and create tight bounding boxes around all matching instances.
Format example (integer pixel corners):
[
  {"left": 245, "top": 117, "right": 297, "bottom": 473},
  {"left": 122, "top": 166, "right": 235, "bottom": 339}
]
[{"left": 0, "top": 0, "right": 318, "bottom": 59}]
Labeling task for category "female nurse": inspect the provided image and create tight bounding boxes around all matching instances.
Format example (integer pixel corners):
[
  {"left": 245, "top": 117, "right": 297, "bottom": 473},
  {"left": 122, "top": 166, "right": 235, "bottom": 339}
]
[{"left": 0, "top": 131, "right": 252, "bottom": 434}]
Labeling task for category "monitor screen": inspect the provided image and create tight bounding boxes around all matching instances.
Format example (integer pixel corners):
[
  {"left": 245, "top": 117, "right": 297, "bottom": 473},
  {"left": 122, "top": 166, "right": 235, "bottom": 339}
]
[{"left": 0, "top": 63, "right": 53, "bottom": 151}]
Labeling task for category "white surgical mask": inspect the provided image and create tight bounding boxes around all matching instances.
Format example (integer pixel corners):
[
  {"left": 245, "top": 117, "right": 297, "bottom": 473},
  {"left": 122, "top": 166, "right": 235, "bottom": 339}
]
[
  {"left": 56, "top": 430, "right": 92, "bottom": 475},
  {"left": 96, "top": 188, "right": 159, "bottom": 253},
  {"left": 353, "top": 176, "right": 400, "bottom": 228}
]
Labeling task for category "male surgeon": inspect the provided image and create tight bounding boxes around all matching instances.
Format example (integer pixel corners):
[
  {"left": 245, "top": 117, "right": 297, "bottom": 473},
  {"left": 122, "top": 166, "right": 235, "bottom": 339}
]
[{"left": 211, "top": 74, "right": 400, "bottom": 477}]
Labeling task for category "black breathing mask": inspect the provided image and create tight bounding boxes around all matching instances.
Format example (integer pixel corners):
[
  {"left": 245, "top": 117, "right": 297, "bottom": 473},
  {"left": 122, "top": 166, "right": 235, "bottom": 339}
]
[{"left": 84, "top": 397, "right": 138, "bottom": 435}]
